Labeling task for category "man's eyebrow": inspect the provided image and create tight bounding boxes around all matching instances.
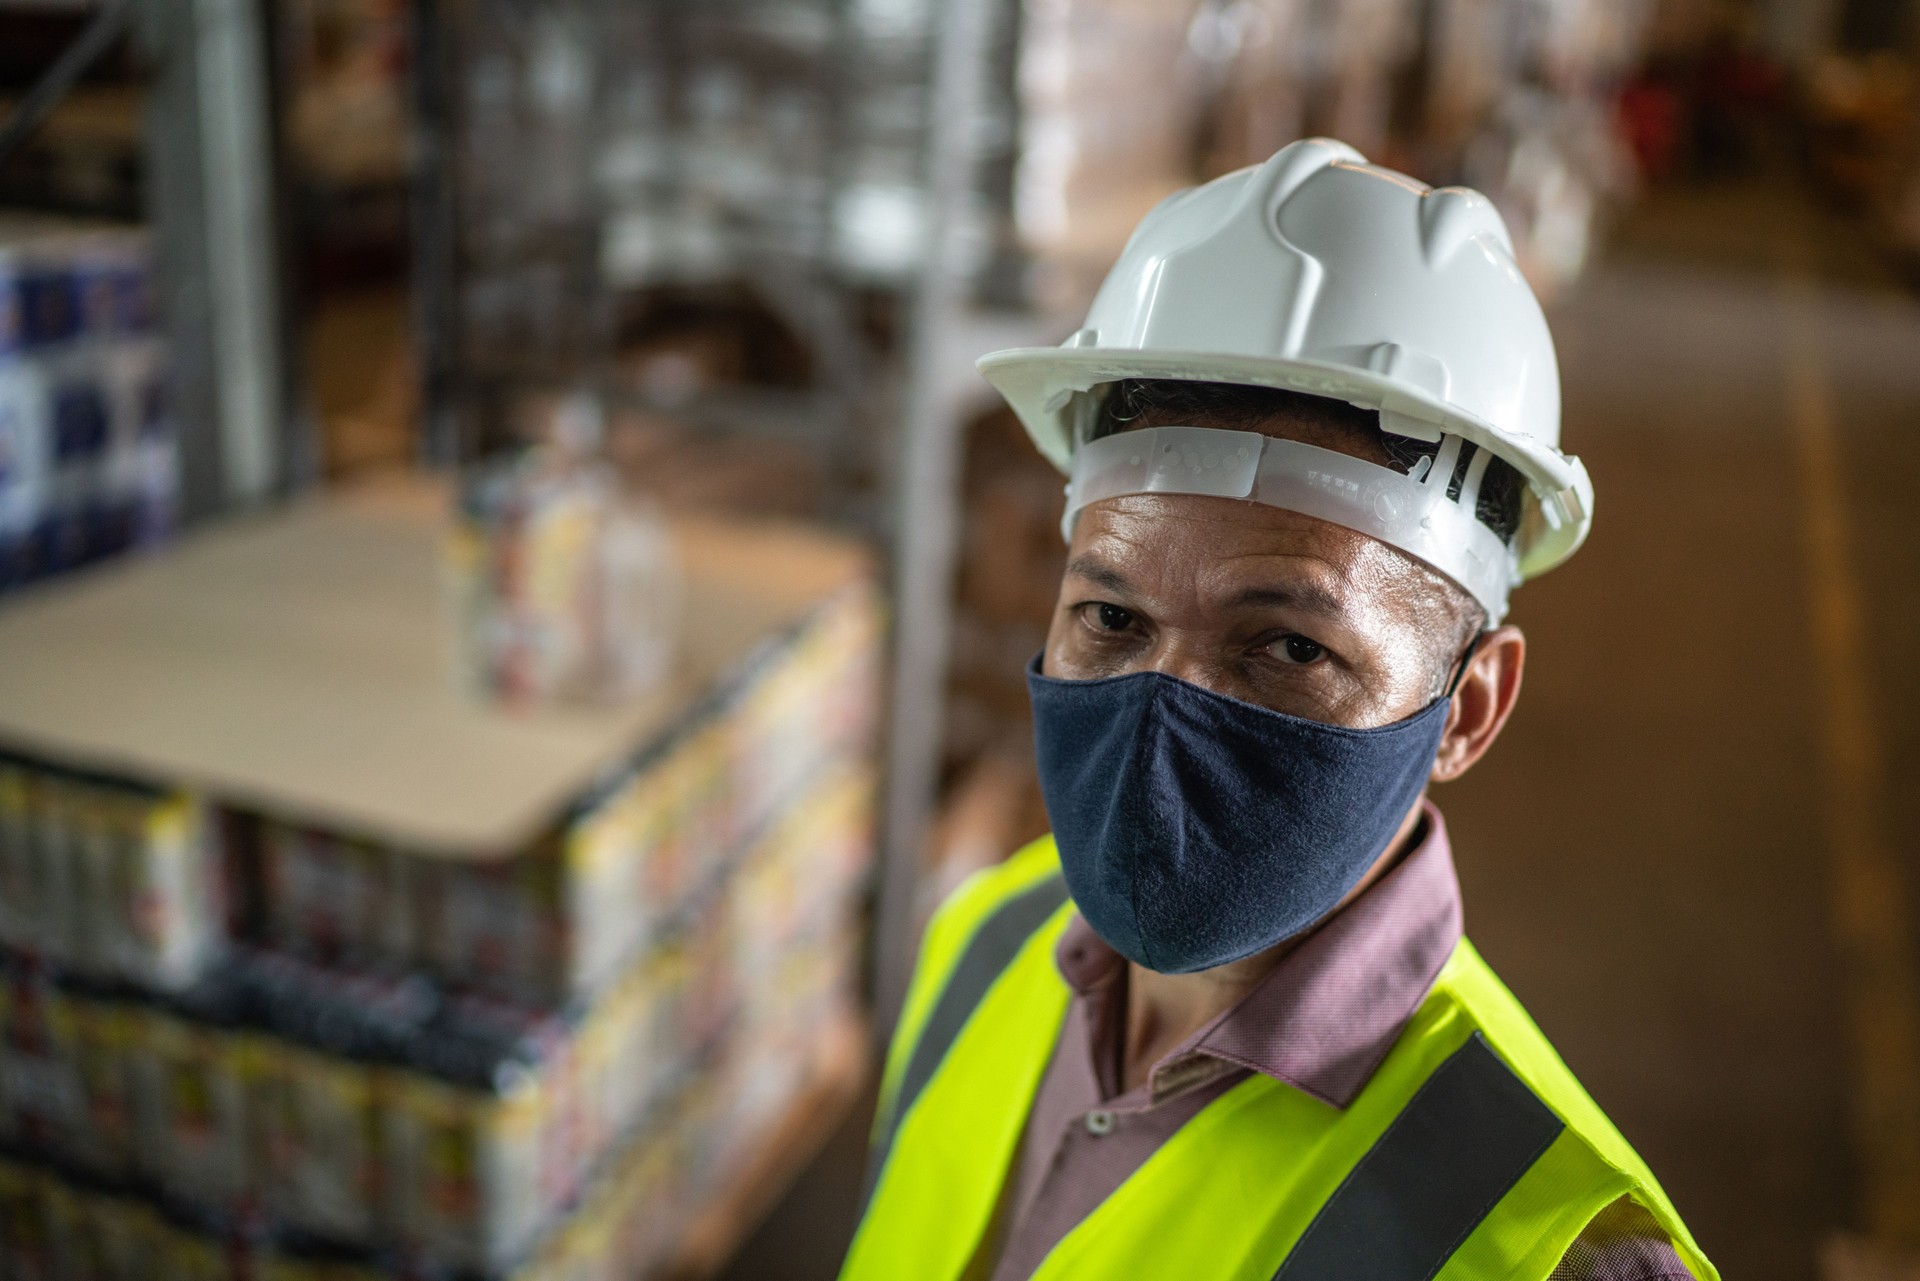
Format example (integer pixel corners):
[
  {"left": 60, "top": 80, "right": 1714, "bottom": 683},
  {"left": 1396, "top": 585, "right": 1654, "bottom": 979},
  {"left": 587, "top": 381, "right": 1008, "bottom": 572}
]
[
  {"left": 1063, "top": 555, "right": 1133, "bottom": 595},
  {"left": 1229, "top": 583, "right": 1351, "bottom": 619},
  {"left": 1066, "top": 555, "right": 1351, "bottom": 620}
]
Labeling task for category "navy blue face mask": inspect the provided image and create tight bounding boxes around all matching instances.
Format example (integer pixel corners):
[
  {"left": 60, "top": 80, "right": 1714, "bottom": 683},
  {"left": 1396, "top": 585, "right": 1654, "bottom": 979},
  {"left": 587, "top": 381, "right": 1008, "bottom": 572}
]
[{"left": 1028, "top": 657, "right": 1454, "bottom": 974}]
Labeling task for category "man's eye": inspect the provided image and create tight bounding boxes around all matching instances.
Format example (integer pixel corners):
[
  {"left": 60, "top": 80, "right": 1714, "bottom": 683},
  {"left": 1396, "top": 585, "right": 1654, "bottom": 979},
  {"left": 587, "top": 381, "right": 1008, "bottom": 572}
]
[
  {"left": 1093, "top": 603, "right": 1134, "bottom": 632},
  {"left": 1272, "top": 634, "right": 1325, "bottom": 665}
]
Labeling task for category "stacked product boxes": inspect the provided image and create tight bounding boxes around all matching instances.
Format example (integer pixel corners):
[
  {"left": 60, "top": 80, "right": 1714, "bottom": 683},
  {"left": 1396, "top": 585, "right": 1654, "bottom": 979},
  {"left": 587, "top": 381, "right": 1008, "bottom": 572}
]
[
  {"left": 0, "top": 582, "right": 881, "bottom": 1279},
  {"left": 0, "top": 768, "right": 224, "bottom": 994},
  {"left": 0, "top": 219, "right": 176, "bottom": 594}
]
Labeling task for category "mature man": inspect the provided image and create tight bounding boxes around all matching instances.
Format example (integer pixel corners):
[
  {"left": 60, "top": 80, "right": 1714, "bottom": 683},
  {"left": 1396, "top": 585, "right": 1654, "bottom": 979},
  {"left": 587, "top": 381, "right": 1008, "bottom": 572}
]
[{"left": 841, "top": 140, "right": 1715, "bottom": 1280}]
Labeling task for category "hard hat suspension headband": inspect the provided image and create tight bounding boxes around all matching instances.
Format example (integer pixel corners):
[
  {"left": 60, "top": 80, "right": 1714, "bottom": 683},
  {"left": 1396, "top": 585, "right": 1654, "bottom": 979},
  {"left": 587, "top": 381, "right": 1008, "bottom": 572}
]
[{"left": 1062, "top": 425, "right": 1517, "bottom": 622}]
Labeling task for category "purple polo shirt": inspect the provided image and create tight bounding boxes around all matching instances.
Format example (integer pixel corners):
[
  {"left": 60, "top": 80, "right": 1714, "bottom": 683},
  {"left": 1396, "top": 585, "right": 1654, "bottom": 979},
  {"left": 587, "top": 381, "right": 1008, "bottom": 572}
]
[{"left": 984, "top": 802, "right": 1692, "bottom": 1281}]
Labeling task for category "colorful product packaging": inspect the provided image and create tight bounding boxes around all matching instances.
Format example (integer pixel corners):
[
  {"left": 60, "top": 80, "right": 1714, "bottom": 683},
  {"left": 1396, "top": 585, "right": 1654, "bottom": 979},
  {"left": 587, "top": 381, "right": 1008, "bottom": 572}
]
[
  {"left": 110, "top": 787, "right": 221, "bottom": 992},
  {"left": 0, "top": 968, "right": 83, "bottom": 1154},
  {"left": 24, "top": 772, "right": 80, "bottom": 967},
  {"left": 127, "top": 1003, "right": 256, "bottom": 1210},
  {"left": 420, "top": 845, "right": 566, "bottom": 1007},
  {"left": 55, "top": 992, "right": 137, "bottom": 1178},
  {"left": 0, "top": 760, "right": 218, "bottom": 992},
  {"left": 0, "top": 760, "right": 34, "bottom": 952},
  {"left": 449, "top": 442, "right": 680, "bottom": 711},
  {"left": 260, "top": 823, "right": 414, "bottom": 973},
  {"left": 379, "top": 1066, "right": 546, "bottom": 1273},
  {"left": 256, "top": 1040, "right": 384, "bottom": 1244}
]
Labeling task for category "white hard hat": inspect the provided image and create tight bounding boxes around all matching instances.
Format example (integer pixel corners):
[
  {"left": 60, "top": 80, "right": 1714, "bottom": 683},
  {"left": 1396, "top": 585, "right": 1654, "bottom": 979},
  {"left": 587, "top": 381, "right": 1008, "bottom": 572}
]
[{"left": 978, "top": 138, "right": 1593, "bottom": 623}]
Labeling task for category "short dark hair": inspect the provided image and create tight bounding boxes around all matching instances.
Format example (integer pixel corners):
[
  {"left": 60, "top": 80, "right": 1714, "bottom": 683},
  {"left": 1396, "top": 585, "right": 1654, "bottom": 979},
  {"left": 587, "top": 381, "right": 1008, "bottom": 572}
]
[{"left": 1092, "top": 379, "right": 1525, "bottom": 545}]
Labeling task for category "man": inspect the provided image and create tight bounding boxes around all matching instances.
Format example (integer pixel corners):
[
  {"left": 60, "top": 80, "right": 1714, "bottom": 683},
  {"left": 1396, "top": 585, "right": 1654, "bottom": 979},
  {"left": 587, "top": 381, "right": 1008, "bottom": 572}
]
[{"left": 842, "top": 140, "right": 1716, "bottom": 1280}]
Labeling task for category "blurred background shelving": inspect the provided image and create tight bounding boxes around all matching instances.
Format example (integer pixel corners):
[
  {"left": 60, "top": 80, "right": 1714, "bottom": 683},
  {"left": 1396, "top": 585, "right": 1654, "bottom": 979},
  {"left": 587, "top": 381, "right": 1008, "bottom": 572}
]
[{"left": 1, "top": 0, "right": 1919, "bottom": 1277}]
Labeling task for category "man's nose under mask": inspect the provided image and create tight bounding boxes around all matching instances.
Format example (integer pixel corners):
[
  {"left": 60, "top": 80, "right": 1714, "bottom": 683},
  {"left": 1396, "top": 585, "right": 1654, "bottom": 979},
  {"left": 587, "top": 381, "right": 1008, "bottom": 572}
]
[{"left": 1027, "top": 657, "right": 1450, "bottom": 974}]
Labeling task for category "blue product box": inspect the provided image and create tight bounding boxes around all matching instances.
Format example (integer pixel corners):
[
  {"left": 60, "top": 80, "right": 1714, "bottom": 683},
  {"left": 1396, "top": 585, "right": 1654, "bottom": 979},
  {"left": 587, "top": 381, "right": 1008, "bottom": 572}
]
[
  {"left": 75, "top": 243, "right": 155, "bottom": 339},
  {"left": 17, "top": 265, "right": 81, "bottom": 350},
  {"left": 0, "top": 356, "right": 48, "bottom": 540},
  {"left": 52, "top": 378, "right": 111, "bottom": 462},
  {"left": 0, "top": 532, "right": 22, "bottom": 592},
  {"left": 0, "top": 257, "right": 18, "bottom": 357}
]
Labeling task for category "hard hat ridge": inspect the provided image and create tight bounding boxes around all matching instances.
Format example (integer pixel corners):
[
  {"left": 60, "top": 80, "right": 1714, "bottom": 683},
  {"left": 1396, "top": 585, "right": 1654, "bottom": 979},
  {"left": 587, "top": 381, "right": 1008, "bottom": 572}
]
[{"left": 1417, "top": 186, "right": 1515, "bottom": 266}]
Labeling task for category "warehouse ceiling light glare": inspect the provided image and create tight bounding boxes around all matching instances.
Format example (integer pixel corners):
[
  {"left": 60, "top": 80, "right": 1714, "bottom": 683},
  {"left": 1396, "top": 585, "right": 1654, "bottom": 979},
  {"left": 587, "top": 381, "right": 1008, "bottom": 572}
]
[{"left": 978, "top": 137, "right": 1594, "bottom": 623}]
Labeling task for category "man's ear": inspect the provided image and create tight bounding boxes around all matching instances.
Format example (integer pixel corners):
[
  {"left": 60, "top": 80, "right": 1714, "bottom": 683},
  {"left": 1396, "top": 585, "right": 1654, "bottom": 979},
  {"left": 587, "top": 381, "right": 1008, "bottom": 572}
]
[{"left": 1431, "top": 625, "right": 1525, "bottom": 783}]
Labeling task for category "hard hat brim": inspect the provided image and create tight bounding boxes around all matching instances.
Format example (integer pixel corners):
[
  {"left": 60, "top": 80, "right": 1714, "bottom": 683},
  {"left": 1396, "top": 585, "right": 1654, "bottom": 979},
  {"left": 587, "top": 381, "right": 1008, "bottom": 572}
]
[{"left": 976, "top": 344, "right": 1592, "bottom": 579}]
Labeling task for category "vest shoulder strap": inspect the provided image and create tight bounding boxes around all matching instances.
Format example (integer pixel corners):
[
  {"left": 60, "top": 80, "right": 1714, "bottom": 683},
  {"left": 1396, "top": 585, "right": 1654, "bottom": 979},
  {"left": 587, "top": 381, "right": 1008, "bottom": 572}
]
[
  {"left": 864, "top": 839, "right": 1069, "bottom": 1207},
  {"left": 1430, "top": 942, "right": 1720, "bottom": 1281},
  {"left": 1271, "top": 1030, "right": 1568, "bottom": 1281},
  {"left": 880, "top": 834, "right": 1064, "bottom": 1113}
]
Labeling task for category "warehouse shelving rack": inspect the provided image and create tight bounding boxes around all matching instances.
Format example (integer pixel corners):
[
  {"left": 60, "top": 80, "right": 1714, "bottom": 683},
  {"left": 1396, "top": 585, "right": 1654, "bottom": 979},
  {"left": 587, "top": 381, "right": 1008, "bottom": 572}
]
[
  {"left": 403, "top": 0, "right": 1056, "bottom": 1035},
  {"left": 0, "top": 0, "right": 302, "bottom": 524}
]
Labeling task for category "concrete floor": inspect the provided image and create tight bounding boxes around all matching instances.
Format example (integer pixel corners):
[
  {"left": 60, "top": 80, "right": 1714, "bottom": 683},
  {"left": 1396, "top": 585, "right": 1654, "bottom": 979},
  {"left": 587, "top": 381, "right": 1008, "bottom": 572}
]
[{"left": 719, "top": 173, "right": 1920, "bottom": 1281}]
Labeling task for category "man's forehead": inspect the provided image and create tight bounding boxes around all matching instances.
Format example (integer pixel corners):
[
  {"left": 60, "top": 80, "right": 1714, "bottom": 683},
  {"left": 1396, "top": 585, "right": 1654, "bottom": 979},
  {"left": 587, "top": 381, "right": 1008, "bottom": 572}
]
[
  {"left": 1066, "top": 492, "right": 1448, "bottom": 620},
  {"left": 1073, "top": 491, "right": 1378, "bottom": 562}
]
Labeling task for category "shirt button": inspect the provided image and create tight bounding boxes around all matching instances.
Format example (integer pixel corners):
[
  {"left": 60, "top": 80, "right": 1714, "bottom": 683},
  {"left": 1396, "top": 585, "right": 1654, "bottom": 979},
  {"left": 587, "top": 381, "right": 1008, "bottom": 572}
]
[{"left": 1084, "top": 1109, "right": 1116, "bottom": 1136}]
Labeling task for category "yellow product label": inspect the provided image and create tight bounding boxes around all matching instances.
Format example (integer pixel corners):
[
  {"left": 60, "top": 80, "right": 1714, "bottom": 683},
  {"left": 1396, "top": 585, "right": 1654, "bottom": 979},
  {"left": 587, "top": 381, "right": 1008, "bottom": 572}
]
[
  {"left": 557, "top": 1178, "right": 620, "bottom": 1280},
  {"left": 147, "top": 1008, "right": 193, "bottom": 1060},
  {"left": 492, "top": 1065, "right": 545, "bottom": 1139},
  {"left": 447, "top": 524, "right": 484, "bottom": 574},
  {"left": 168, "top": 1224, "right": 228, "bottom": 1281},
  {"left": 0, "top": 763, "right": 25, "bottom": 811},
  {"left": 267, "top": 1260, "right": 386, "bottom": 1281},
  {"left": 41, "top": 981, "right": 80, "bottom": 1041},
  {"left": 261, "top": 1257, "right": 328, "bottom": 1281},
  {"left": 72, "top": 998, "right": 133, "bottom": 1128},
  {"left": 573, "top": 1003, "right": 616, "bottom": 1136},
  {"left": 564, "top": 811, "right": 619, "bottom": 883},
  {"left": 228, "top": 1031, "right": 277, "bottom": 1083},
  {"left": 43, "top": 1179, "right": 101, "bottom": 1276},
  {"left": 285, "top": 1043, "right": 379, "bottom": 1165},
  {"left": 526, "top": 495, "right": 598, "bottom": 621},
  {"left": 310, "top": 1046, "right": 376, "bottom": 1113},
  {"left": 385, "top": 1069, "right": 482, "bottom": 1235},
  {"left": 141, "top": 792, "right": 198, "bottom": 851}
]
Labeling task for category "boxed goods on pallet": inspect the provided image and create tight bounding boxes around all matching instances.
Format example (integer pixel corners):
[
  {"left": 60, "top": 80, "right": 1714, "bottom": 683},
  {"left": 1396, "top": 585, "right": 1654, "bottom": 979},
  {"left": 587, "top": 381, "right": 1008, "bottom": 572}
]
[
  {"left": 247, "top": 582, "right": 879, "bottom": 1005},
  {"left": 0, "top": 538, "right": 881, "bottom": 1278},
  {"left": 0, "top": 219, "right": 176, "bottom": 594},
  {"left": 0, "top": 771, "right": 870, "bottom": 1278}
]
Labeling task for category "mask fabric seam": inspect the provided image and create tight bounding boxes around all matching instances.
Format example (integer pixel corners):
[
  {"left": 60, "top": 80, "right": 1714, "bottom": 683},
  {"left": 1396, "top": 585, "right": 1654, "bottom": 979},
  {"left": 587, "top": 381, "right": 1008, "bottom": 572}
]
[{"left": 1131, "top": 674, "right": 1163, "bottom": 974}]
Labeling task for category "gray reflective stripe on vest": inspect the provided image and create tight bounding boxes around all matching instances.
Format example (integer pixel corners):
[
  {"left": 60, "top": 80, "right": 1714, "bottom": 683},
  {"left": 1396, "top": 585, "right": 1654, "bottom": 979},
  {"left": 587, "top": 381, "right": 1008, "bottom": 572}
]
[
  {"left": 861, "top": 873, "right": 1071, "bottom": 1210},
  {"left": 1272, "top": 1032, "right": 1565, "bottom": 1281}
]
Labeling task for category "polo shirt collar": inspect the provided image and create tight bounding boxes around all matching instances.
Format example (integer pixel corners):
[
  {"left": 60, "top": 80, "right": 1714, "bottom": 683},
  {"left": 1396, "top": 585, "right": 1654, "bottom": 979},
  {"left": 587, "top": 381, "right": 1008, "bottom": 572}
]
[{"left": 1053, "top": 799, "right": 1464, "bottom": 1110}]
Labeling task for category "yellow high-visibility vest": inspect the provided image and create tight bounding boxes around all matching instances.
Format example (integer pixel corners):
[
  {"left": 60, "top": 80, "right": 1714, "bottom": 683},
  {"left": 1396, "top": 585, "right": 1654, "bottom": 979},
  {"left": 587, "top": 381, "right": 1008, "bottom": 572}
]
[{"left": 842, "top": 836, "right": 1718, "bottom": 1281}]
